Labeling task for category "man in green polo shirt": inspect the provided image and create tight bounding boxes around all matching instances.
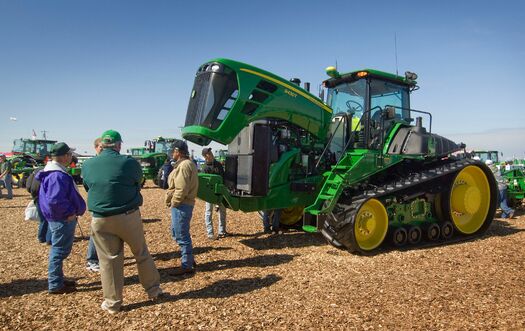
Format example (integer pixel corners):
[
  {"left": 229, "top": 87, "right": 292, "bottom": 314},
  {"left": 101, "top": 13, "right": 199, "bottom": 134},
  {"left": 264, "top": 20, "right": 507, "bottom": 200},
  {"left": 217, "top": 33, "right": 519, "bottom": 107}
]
[{"left": 82, "top": 129, "right": 163, "bottom": 314}]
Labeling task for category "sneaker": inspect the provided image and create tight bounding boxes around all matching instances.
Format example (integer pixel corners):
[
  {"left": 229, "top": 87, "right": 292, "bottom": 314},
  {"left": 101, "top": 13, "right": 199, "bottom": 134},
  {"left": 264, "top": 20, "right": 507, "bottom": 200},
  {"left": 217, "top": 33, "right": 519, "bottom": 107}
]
[
  {"left": 272, "top": 227, "right": 283, "bottom": 235},
  {"left": 217, "top": 232, "right": 228, "bottom": 238},
  {"left": 207, "top": 234, "right": 217, "bottom": 241},
  {"left": 148, "top": 287, "right": 166, "bottom": 301},
  {"left": 49, "top": 284, "right": 77, "bottom": 295},
  {"left": 86, "top": 262, "right": 100, "bottom": 272},
  {"left": 509, "top": 210, "right": 515, "bottom": 219},
  {"left": 263, "top": 227, "right": 272, "bottom": 234},
  {"left": 101, "top": 301, "right": 119, "bottom": 314}
]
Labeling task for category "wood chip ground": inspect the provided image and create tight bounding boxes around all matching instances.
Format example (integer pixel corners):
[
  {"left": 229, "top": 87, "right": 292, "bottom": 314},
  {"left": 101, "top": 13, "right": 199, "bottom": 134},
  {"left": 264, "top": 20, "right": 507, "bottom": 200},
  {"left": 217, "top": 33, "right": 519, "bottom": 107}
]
[{"left": 1, "top": 184, "right": 524, "bottom": 330}]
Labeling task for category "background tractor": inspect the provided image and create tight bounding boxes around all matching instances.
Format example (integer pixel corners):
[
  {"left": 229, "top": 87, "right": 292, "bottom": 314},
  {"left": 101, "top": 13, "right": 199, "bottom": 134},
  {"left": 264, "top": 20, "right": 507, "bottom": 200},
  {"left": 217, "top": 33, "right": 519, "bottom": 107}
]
[
  {"left": 473, "top": 150, "right": 524, "bottom": 207},
  {"left": 129, "top": 137, "right": 182, "bottom": 187},
  {"left": 182, "top": 58, "right": 498, "bottom": 253},
  {"left": 9, "top": 137, "right": 56, "bottom": 187},
  {"left": 10, "top": 136, "right": 83, "bottom": 185}
]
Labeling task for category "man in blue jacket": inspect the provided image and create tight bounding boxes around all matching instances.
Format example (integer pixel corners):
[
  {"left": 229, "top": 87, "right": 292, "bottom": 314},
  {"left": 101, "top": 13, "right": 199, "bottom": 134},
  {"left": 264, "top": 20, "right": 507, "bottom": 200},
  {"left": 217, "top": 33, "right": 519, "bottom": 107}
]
[{"left": 36, "top": 142, "right": 86, "bottom": 294}]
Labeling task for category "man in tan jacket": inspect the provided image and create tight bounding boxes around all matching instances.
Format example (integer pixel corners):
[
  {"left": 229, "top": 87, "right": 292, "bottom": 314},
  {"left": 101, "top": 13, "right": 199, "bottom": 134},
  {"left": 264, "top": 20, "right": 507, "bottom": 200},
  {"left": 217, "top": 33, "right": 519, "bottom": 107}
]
[{"left": 165, "top": 140, "right": 199, "bottom": 276}]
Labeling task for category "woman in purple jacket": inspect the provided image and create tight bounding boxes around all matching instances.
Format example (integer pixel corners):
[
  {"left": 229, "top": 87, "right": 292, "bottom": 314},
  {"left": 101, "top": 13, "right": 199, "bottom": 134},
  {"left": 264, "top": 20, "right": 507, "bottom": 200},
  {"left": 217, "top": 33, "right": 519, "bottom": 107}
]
[{"left": 36, "top": 142, "right": 86, "bottom": 294}]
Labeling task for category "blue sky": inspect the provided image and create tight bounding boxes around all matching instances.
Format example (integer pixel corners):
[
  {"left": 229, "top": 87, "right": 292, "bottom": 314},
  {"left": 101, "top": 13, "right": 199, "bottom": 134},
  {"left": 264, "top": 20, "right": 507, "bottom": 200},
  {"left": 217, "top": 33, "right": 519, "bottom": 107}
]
[{"left": 1, "top": 0, "right": 524, "bottom": 158}]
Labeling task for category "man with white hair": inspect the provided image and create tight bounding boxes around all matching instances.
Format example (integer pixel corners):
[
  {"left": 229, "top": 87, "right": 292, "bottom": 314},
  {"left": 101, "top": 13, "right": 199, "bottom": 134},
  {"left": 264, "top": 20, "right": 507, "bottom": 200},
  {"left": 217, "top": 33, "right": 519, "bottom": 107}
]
[
  {"left": 82, "top": 130, "right": 163, "bottom": 314},
  {"left": 485, "top": 159, "right": 514, "bottom": 218}
]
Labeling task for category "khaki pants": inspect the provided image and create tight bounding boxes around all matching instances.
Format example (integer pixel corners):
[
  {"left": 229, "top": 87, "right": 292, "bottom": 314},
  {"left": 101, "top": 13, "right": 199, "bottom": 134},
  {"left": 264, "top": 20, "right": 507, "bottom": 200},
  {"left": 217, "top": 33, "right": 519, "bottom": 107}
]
[{"left": 91, "top": 209, "right": 160, "bottom": 310}]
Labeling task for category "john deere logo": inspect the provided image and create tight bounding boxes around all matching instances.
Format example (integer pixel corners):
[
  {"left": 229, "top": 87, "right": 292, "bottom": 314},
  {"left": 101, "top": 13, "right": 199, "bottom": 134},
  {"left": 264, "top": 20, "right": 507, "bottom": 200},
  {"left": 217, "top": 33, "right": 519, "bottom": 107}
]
[{"left": 191, "top": 90, "right": 196, "bottom": 98}]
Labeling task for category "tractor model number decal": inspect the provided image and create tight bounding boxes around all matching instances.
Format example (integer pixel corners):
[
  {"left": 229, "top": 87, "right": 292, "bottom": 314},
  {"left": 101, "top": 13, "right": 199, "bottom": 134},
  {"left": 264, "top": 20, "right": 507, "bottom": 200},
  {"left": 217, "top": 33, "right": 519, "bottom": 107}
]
[{"left": 284, "top": 89, "right": 297, "bottom": 98}]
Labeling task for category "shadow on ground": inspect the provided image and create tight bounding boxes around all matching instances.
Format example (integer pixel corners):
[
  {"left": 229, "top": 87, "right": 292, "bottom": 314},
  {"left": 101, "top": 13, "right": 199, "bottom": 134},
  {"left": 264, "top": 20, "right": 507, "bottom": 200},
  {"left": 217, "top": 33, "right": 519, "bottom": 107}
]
[
  {"left": 240, "top": 231, "right": 326, "bottom": 250},
  {"left": 123, "top": 274, "right": 282, "bottom": 312},
  {"left": 0, "top": 276, "right": 98, "bottom": 297},
  {"left": 142, "top": 218, "right": 161, "bottom": 224}
]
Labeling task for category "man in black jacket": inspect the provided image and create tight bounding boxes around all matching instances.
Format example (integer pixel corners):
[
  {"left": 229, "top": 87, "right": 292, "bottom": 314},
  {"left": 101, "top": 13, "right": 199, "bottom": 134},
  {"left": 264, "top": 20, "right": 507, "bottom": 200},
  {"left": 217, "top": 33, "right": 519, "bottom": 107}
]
[{"left": 201, "top": 148, "right": 228, "bottom": 239}]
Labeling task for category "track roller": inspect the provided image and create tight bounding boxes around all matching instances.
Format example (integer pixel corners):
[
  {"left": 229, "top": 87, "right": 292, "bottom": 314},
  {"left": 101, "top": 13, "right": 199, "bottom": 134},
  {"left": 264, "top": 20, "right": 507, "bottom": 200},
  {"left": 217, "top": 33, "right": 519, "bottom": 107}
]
[
  {"left": 407, "top": 226, "right": 422, "bottom": 244},
  {"left": 392, "top": 227, "right": 408, "bottom": 247},
  {"left": 426, "top": 223, "right": 440, "bottom": 241},
  {"left": 441, "top": 221, "right": 454, "bottom": 239}
]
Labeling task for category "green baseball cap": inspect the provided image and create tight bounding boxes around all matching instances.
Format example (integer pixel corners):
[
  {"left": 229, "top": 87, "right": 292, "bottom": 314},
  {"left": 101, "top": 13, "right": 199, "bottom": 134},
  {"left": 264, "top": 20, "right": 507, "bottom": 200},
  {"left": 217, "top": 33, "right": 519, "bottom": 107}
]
[
  {"left": 50, "top": 142, "right": 75, "bottom": 156},
  {"left": 101, "top": 129, "right": 123, "bottom": 144}
]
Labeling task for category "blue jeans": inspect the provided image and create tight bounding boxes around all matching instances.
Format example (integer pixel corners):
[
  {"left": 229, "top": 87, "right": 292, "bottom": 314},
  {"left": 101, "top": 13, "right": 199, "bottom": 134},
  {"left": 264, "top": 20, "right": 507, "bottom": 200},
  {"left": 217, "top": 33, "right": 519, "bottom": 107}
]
[
  {"left": 48, "top": 219, "right": 77, "bottom": 291},
  {"left": 171, "top": 204, "right": 194, "bottom": 269},
  {"left": 0, "top": 174, "right": 13, "bottom": 199},
  {"left": 204, "top": 202, "right": 226, "bottom": 237},
  {"left": 86, "top": 236, "right": 99, "bottom": 264},
  {"left": 262, "top": 209, "right": 281, "bottom": 230},
  {"left": 36, "top": 201, "right": 52, "bottom": 244},
  {"left": 499, "top": 188, "right": 514, "bottom": 218}
]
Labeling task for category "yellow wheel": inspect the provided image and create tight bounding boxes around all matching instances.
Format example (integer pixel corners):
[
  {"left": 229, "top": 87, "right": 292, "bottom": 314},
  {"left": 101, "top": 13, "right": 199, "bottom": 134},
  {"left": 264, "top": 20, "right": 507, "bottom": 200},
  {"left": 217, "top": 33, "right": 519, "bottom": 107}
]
[
  {"left": 354, "top": 198, "right": 388, "bottom": 251},
  {"left": 280, "top": 206, "right": 304, "bottom": 225},
  {"left": 449, "top": 165, "right": 491, "bottom": 234}
]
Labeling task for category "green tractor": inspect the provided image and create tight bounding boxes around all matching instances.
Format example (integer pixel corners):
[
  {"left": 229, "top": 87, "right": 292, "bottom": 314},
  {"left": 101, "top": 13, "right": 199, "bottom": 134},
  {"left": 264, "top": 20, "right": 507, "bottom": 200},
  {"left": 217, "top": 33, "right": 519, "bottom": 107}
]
[
  {"left": 9, "top": 138, "right": 56, "bottom": 187},
  {"left": 472, "top": 150, "right": 500, "bottom": 163},
  {"left": 182, "top": 58, "right": 498, "bottom": 253},
  {"left": 472, "top": 150, "right": 525, "bottom": 206},
  {"left": 130, "top": 137, "right": 181, "bottom": 187},
  {"left": 10, "top": 137, "right": 83, "bottom": 185}
]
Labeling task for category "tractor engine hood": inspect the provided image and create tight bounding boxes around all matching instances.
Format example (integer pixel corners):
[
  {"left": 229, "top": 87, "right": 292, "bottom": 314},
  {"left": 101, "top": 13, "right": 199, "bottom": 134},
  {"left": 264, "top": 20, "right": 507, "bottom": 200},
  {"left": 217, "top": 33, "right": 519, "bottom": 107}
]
[{"left": 182, "top": 58, "right": 332, "bottom": 146}]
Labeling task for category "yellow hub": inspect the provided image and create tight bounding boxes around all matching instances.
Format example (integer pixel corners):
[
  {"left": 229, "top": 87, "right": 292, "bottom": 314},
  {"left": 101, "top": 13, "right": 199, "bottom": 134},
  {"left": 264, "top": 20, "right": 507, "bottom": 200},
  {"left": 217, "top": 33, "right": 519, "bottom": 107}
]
[
  {"left": 354, "top": 199, "right": 388, "bottom": 251},
  {"left": 449, "top": 165, "right": 490, "bottom": 234},
  {"left": 280, "top": 206, "right": 304, "bottom": 225}
]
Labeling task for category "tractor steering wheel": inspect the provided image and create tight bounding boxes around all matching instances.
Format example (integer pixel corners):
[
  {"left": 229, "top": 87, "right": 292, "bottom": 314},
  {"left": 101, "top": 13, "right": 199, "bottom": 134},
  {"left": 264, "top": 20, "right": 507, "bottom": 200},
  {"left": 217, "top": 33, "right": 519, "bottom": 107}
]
[{"left": 346, "top": 100, "right": 363, "bottom": 113}]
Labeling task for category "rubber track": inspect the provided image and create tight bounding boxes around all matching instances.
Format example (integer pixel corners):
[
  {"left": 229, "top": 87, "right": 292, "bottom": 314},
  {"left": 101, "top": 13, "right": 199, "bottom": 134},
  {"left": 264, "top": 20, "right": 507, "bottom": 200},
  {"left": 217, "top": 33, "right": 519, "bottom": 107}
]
[{"left": 321, "top": 158, "right": 481, "bottom": 253}]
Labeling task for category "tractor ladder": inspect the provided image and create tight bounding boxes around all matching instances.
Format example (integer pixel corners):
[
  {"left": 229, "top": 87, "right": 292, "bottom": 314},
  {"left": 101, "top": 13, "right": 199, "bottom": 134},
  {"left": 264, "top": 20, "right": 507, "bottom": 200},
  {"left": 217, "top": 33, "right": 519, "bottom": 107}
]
[{"left": 306, "top": 164, "right": 350, "bottom": 215}]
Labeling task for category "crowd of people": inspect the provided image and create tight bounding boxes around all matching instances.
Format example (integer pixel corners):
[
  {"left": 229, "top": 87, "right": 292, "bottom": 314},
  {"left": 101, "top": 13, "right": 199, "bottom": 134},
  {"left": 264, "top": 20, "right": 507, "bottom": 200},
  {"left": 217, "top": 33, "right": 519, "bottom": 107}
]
[{"left": 4, "top": 129, "right": 279, "bottom": 314}]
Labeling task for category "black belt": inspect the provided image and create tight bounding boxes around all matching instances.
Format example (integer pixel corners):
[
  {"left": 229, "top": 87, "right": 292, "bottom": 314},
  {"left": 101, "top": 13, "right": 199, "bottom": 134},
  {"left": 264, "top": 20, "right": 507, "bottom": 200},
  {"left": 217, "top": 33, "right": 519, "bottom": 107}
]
[{"left": 124, "top": 207, "right": 139, "bottom": 215}]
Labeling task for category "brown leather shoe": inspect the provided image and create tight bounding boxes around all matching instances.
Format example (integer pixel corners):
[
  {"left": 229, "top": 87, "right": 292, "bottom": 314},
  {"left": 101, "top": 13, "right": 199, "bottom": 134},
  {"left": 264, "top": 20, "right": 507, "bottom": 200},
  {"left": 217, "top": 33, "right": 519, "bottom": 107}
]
[{"left": 169, "top": 262, "right": 197, "bottom": 276}]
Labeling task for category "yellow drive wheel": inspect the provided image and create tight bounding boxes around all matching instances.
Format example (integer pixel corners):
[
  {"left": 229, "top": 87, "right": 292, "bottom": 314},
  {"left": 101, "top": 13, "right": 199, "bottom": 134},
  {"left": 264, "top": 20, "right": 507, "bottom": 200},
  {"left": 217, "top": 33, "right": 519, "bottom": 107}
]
[
  {"left": 449, "top": 165, "right": 491, "bottom": 234},
  {"left": 280, "top": 206, "right": 304, "bottom": 225},
  {"left": 354, "top": 199, "right": 389, "bottom": 251}
]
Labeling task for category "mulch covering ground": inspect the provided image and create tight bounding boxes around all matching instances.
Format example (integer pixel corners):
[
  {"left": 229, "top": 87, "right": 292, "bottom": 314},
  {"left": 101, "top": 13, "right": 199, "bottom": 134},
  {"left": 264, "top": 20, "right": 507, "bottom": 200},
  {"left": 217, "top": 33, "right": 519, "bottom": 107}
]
[{"left": 1, "top": 184, "right": 524, "bottom": 330}]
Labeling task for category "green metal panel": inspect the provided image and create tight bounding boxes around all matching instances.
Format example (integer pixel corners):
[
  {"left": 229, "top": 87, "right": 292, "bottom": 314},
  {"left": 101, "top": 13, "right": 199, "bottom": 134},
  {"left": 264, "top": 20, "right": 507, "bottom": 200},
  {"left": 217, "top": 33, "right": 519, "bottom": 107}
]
[{"left": 182, "top": 58, "right": 332, "bottom": 146}]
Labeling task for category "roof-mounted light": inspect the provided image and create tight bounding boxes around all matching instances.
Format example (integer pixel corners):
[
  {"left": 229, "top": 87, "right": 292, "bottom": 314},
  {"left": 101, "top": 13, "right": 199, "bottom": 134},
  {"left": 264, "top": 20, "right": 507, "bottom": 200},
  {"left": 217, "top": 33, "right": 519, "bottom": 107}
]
[{"left": 356, "top": 71, "right": 368, "bottom": 78}]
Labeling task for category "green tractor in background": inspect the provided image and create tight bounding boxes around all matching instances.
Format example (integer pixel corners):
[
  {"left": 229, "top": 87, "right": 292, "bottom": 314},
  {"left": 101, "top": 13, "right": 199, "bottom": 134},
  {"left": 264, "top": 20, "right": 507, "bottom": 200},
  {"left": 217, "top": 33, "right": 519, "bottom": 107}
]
[
  {"left": 473, "top": 150, "right": 525, "bottom": 206},
  {"left": 10, "top": 137, "right": 83, "bottom": 185},
  {"left": 182, "top": 58, "right": 498, "bottom": 253},
  {"left": 9, "top": 137, "right": 56, "bottom": 187},
  {"left": 129, "top": 137, "right": 181, "bottom": 187},
  {"left": 472, "top": 150, "right": 500, "bottom": 163}
]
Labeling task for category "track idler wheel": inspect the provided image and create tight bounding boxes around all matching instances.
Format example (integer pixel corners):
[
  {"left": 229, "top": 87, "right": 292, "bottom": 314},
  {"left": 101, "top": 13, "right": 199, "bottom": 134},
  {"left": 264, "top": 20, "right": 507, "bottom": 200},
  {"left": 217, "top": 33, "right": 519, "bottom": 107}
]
[
  {"left": 408, "top": 226, "right": 422, "bottom": 244},
  {"left": 426, "top": 223, "right": 441, "bottom": 241},
  {"left": 444, "top": 163, "right": 498, "bottom": 236},
  {"left": 441, "top": 221, "right": 454, "bottom": 239},
  {"left": 392, "top": 227, "right": 408, "bottom": 247}
]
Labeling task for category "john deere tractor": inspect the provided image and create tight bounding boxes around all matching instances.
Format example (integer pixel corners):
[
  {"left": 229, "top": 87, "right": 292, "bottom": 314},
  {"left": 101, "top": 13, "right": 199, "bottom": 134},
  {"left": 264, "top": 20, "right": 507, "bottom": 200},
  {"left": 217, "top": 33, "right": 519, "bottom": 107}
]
[
  {"left": 182, "top": 58, "right": 498, "bottom": 253},
  {"left": 130, "top": 137, "right": 181, "bottom": 186},
  {"left": 9, "top": 138, "right": 56, "bottom": 187}
]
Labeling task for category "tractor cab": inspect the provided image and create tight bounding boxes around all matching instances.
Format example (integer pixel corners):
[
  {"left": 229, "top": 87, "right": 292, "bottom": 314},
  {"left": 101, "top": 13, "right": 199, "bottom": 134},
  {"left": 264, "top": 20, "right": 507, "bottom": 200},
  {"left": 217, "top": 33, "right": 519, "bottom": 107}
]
[
  {"left": 472, "top": 150, "right": 500, "bottom": 163},
  {"left": 13, "top": 138, "right": 56, "bottom": 158},
  {"left": 324, "top": 69, "right": 415, "bottom": 161}
]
